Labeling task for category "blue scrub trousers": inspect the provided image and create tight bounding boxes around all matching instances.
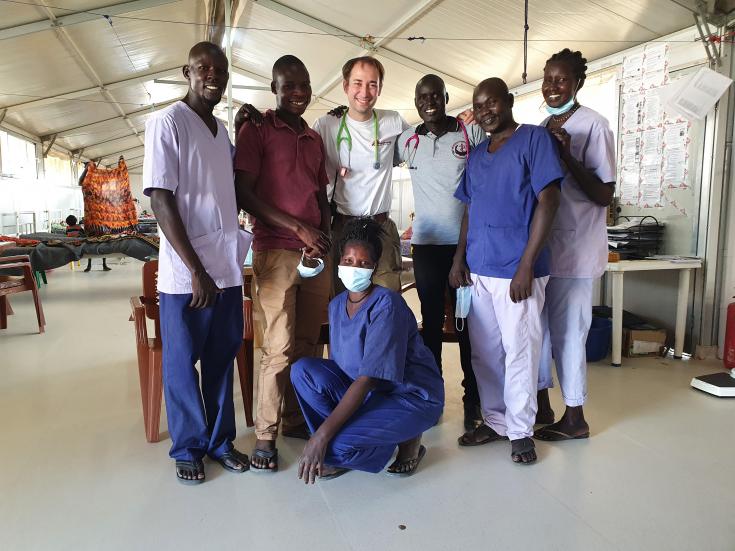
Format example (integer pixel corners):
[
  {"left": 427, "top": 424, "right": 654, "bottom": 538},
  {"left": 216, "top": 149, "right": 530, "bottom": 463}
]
[
  {"left": 159, "top": 286, "right": 243, "bottom": 462},
  {"left": 291, "top": 357, "right": 442, "bottom": 473}
]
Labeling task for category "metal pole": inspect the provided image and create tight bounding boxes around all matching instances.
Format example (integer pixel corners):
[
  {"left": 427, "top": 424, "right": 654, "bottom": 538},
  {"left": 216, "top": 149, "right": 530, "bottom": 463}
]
[{"left": 224, "top": 0, "right": 234, "bottom": 141}]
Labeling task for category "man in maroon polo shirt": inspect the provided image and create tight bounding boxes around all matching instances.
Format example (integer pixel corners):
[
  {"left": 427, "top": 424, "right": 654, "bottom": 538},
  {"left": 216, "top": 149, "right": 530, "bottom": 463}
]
[{"left": 235, "top": 55, "right": 332, "bottom": 472}]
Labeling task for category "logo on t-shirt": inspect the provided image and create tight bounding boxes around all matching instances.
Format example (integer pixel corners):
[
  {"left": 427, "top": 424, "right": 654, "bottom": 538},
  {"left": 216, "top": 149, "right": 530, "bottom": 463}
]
[
  {"left": 373, "top": 139, "right": 394, "bottom": 147},
  {"left": 452, "top": 140, "right": 468, "bottom": 159}
]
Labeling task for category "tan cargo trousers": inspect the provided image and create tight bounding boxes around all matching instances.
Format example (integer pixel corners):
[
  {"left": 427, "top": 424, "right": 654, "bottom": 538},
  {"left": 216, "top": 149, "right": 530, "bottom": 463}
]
[{"left": 252, "top": 249, "right": 331, "bottom": 440}]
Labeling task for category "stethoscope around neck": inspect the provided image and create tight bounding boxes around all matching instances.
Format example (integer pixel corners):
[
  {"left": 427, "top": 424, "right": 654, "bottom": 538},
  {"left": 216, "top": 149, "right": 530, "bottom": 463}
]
[
  {"left": 336, "top": 111, "right": 380, "bottom": 177},
  {"left": 402, "top": 118, "right": 470, "bottom": 170}
]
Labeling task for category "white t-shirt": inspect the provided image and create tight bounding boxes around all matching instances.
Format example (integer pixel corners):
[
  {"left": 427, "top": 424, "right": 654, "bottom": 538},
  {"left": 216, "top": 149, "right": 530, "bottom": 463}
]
[
  {"left": 313, "top": 109, "right": 409, "bottom": 216},
  {"left": 143, "top": 101, "right": 249, "bottom": 294},
  {"left": 543, "top": 106, "right": 616, "bottom": 278}
]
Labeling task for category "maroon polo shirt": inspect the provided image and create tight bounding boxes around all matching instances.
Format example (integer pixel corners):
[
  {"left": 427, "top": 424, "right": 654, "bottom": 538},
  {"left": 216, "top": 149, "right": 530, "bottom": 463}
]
[{"left": 235, "top": 109, "right": 328, "bottom": 251}]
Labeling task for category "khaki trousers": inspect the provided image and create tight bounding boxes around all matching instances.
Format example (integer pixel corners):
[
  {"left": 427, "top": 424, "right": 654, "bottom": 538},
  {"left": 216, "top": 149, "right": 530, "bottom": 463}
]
[
  {"left": 253, "top": 249, "right": 331, "bottom": 440},
  {"left": 331, "top": 216, "right": 402, "bottom": 293}
]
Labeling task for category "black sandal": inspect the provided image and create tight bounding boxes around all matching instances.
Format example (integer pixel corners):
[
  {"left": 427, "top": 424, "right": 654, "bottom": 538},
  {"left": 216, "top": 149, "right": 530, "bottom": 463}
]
[
  {"left": 215, "top": 449, "right": 250, "bottom": 473},
  {"left": 175, "top": 459, "right": 205, "bottom": 485},
  {"left": 250, "top": 447, "right": 278, "bottom": 472},
  {"left": 458, "top": 424, "right": 508, "bottom": 447},
  {"left": 319, "top": 466, "right": 349, "bottom": 480},
  {"left": 511, "top": 437, "right": 537, "bottom": 465},
  {"left": 386, "top": 445, "right": 427, "bottom": 477}
]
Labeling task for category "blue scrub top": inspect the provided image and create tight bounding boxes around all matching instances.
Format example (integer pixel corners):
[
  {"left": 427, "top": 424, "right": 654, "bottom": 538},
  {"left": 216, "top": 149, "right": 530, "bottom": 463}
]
[
  {"left": 329, "top": 286, "right": 444, "bottom": 405},
  {"left": 454, "top": 124, "right": 564, "bottom": 279}
]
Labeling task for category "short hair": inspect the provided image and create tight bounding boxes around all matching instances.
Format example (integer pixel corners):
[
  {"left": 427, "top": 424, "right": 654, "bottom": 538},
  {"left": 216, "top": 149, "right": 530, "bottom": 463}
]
[
  {"left": 475, "top": 77, "right": 509, "bottom": 97},
  {"left": 188, "top": 41, "right": 226, "bottom": 63},
  {"left": 415, "top": 74, "right": 446, "bottom": 96},
  {"left": 546, "top": 48, "right": 588, "bottom": 87},
  {"left": 272, "top": 55, "right": 307, "bottom": 80},
  {"left": 342, "top": 56, "right": 385, "bottom": 86},
  {"left": 65, "top": 215, "right": 77, "bottom": 226},
  {"left": 338, "top": 217, "right": 384, "bottom": 264}
]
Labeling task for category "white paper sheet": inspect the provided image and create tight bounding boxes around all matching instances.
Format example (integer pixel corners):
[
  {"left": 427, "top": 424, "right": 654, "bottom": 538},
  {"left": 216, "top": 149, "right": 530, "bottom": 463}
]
[
  {"left": 663, "top": 146, "right": 687, "bottom": 188},
  {"left": 663, "top": 121, "right": 688, "bottom": 148},
  {"left": 619, "top": 167, "right": 639, "bottom": 206},
  {"left": 620, "top": 132, "right": 641, "bottom": 168},
  {"left": 639, "top": 164, "right": 663, "bottom": 207},
  {"left": 622, "top": 93, "right": 644, "bottom": 132},
  {"left": 642, "top": 128, "right": 663, "bottom": 166},
  {"left": 643, "top": 43, "right": 668, "bottom": 88},
  {"left": 667, "top": 67, "right": 733, "bottom": 120},
  {"left": 643, "top": 90, "right": 663, "bottom": 128}
]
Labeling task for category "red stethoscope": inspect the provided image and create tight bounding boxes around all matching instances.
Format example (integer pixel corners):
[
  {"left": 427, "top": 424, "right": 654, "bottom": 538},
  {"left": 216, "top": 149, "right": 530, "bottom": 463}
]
[{"left": 402, "top": 119, "right": 471, "bottom": 169}]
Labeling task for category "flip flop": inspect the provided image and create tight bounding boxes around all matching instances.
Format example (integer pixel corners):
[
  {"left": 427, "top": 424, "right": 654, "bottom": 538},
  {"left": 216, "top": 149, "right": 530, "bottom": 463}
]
[
  {"left": 511, "top": 437, "right": 537, "bottom": 465},
  {"left": 533, "top": 427, "right": 590, "bottom": 441},
  {"left": 319, "top": 466, "right": 349, "bottom": 480},
  {"left": 250, "top": 447, "right": 278, "bottom": 473},
  {"left": 385, "top": 445, "right": 427, "bottom": 477},
  {"left": 175, "top": 459, "right": 205, "bottom": 485},
  {"left": 215, "top": 449, "right": 250, "bottom": 473},
  {"left": 458, "top": 424, "right": 508, "bottom": 447}
]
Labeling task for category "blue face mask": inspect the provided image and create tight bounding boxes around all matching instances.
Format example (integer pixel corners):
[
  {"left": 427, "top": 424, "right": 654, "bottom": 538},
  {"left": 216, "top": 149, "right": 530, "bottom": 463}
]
[
  {"left": 455, "top": 285, "right": 473, "bottom": 332},
  {"left": 297, "top": 252, "right": 325, "bottom": 279},
  {"left": 546, "top": 96, "right": 576, "bottom": 116},
  {"left": 338, "top": 265, "right": 374, "bottom": 293}
]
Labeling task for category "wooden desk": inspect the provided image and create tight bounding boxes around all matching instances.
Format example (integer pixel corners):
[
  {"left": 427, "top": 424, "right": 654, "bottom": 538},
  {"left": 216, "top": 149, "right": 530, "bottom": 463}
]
[{"left": 606, "top": 259, "right": 702, "bottom": 367}]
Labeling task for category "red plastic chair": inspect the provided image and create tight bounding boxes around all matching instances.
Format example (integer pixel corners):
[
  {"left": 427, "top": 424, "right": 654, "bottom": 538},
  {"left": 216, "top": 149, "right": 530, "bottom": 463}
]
[
  {"left": 0, "top": 255, "right": 45, "bottom": 334},
  {"left": 130, "top": 260, "right": 254, "bottom": 443}
]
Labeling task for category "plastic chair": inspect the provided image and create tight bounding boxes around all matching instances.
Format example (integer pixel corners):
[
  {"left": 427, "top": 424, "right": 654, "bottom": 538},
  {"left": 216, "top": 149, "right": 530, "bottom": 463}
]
[
  {"left": 0, "top": 255, "right": 45, "bottom": 334},
  {"left": 130, "top": 260, "right": 254, "bottom": 443}
]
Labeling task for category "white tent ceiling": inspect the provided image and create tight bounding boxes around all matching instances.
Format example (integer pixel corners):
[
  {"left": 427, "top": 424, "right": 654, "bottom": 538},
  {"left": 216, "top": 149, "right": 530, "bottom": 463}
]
[{"left": 0, "top": 0, "right": 711, "bottom": 170}]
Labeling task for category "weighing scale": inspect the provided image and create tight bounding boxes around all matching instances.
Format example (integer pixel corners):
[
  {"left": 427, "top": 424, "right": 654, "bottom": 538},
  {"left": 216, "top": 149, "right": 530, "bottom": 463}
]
[{"left": 690, "top": 369, "right": 735, "bottom": 397}]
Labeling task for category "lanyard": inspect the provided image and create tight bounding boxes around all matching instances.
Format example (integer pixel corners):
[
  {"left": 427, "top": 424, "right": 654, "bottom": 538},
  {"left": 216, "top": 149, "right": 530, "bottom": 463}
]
[
  {"left": 336, "top": 111, "right": 380, "bottom": 174},
  {"left": 402, "top": 119, "right": 471, "bottom": 169}
]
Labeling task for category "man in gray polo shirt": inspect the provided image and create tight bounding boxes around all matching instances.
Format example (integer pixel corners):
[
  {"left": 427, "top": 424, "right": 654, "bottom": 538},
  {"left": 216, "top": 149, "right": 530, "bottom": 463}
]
[{"left": 397, "top": 74, "right": 486, "bottom": 431}]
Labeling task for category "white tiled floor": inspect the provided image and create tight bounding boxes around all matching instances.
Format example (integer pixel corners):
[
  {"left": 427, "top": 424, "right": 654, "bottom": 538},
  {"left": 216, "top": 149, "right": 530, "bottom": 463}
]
[{"left": 1, "top": 261, "right": 734, "bottom": 551}]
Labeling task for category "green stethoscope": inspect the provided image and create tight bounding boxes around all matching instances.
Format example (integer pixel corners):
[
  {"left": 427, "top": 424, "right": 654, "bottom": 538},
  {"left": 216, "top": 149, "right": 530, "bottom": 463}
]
[{"left": 336, "top": 111, "right": 381, "bottom": 177}]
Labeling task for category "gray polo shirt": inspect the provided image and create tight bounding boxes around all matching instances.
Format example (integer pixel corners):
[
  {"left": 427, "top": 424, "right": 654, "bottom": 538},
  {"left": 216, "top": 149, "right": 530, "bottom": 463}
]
[{"left": 397, "top": 118, "right": 486, "bottom": 245}]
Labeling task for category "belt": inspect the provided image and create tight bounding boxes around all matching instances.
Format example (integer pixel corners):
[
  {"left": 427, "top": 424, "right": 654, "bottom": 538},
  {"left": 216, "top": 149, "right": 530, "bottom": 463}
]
[{"left": 334, "top": 212, "right": 389, "bottom": 224}]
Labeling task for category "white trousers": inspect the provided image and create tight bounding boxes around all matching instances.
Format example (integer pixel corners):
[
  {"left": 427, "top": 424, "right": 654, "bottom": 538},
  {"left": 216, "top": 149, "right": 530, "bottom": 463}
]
[
  {"left": 538, "top": 277, "right": 593, "bottom": 407},
  {"left": 468, "top": 274, "right": 548, "bottom": 440}
]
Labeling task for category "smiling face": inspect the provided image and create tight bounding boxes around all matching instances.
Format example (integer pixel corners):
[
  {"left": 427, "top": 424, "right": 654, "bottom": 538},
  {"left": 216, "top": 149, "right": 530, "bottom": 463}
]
[
  {"left": 183, "top": 46, "right": 229, "bottom": 107},
  {"left": 272, "top": 63, "right": 311, "bottom": 116},
  {"left": 415, "top": 76, "right": 447, "bottom": 124},
  {"left": 472, "top": 79, "right": 514, "bottom": 134},
  {"left": 541, "top": 60, "right": 578, "bottom": 108},
  {"left": 343, "top": 61, "right": 382, "bottom": 119},
  {"left": 339, "top": 242, "right": 377, "bottom": 269}
]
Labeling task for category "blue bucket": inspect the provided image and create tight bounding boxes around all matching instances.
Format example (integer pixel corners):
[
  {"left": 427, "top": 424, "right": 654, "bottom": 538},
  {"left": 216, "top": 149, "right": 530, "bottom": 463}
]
[{"left": 586, "top": 316, "right": 612, "bottom": 362}]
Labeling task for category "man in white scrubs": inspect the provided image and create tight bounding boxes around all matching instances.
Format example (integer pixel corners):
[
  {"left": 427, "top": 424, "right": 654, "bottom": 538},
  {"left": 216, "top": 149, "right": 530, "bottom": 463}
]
[
  {"left": 144, "top": 42, "right": 250, "bottom": 484},
  {"left": 312, "top": 57, "right": 410, "bottom": 292}
]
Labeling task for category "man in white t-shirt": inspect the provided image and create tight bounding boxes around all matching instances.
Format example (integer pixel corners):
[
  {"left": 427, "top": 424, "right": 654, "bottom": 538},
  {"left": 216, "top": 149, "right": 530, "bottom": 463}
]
[
  {"left": 144, "top": 42, "right": 251, "bottom": 485},
  {"left": 312, "top": 57, "right": 410, "bottom": 292}
]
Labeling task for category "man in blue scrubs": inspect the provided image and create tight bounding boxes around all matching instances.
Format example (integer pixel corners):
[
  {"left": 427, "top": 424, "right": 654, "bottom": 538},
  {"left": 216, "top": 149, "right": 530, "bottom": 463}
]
[{"left": 450, "top": 78, "right": 563, "bottom": 464}]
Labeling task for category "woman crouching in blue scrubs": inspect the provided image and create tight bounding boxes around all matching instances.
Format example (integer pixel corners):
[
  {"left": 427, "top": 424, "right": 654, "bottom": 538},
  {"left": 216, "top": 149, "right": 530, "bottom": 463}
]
[{"left": 291, "top": 217, "right": 444, "bottom": 482}]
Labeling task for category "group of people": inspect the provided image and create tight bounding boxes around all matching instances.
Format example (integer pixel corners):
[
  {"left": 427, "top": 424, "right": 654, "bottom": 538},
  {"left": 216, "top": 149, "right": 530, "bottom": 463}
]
[{"left": 142, "top": 40, "right": 615, "bottom": 485}]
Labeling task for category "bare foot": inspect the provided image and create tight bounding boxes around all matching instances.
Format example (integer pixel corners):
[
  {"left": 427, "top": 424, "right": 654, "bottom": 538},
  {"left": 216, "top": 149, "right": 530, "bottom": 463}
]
[
  {"left": 511, "top": 437, "right": 537, "bottom": 464},
  {"left": 535, "top": 389, "right": 555, "bottom": 425}
]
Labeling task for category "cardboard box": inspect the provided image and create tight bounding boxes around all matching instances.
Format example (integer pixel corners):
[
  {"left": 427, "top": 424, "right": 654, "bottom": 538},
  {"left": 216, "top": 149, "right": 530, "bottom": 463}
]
[{"left": 623, "top": 328, "right": 667, "bottom": 357}]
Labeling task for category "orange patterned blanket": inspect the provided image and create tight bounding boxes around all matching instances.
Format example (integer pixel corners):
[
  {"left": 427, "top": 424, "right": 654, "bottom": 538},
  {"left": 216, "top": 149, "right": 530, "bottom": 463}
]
[{"left": 81, "top": 159, "right": 138, "bottom": 236}]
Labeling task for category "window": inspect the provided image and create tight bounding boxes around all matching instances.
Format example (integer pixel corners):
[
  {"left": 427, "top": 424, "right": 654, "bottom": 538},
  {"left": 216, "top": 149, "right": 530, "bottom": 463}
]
[
  {"left": 0, "top": 130, "right": 37, "bottom": 179},
  {"left": 44, "top": 150, "right": 72, "bottom": 187}
]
